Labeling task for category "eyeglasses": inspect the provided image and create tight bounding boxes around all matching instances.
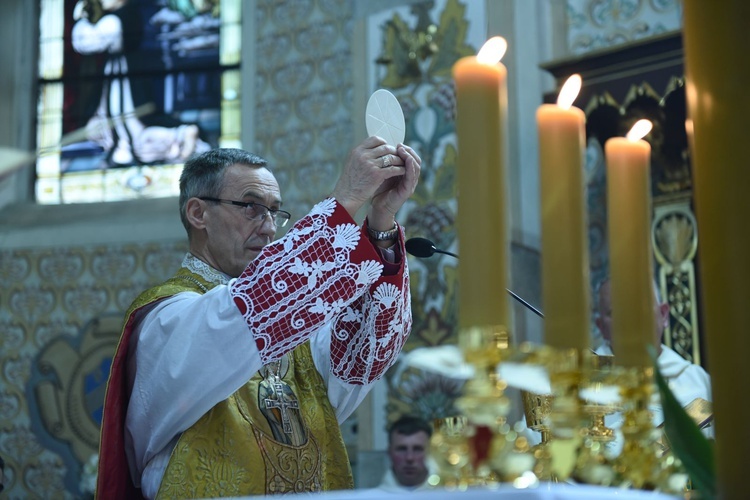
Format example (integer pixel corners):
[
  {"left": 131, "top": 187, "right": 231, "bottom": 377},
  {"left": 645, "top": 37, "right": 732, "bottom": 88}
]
[{"left": 199, "top": 197, "right": 291, "bottom": 227}]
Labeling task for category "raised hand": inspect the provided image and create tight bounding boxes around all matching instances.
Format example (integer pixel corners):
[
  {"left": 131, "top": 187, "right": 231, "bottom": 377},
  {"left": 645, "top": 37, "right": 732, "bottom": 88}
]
[
  {"left": 331, "top": 136, "right": 406, "bottom": 218},
  {"left": 367, "top": 143, "right": 421, "bottom": 231}
]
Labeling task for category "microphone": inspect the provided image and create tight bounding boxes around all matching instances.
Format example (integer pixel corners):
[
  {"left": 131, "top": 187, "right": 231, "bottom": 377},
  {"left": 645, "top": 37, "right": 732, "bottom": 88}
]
[
  {"left": 405, "top": 237, "right": 459, "bottom": 259},
  {"left": 404, "top": 237, "right": 544, "bottom": 319}
]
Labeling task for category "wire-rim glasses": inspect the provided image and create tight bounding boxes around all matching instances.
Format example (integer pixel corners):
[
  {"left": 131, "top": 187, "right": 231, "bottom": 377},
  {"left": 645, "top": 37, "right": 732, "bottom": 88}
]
[{"left": 199, "top": 197, "right": 291, "bottom": 227}]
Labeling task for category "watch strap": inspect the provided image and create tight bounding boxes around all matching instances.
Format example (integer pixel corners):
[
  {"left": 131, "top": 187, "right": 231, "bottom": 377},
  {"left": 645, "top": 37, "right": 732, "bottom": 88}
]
[{"left": 367, "top": 221, "right": 399, "bottom": 241}]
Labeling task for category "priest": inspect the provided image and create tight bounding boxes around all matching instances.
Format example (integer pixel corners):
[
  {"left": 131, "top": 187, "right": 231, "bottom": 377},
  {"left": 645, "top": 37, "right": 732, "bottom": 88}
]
[
  {"left": 96, "top": 137, "right": 421, "bottom": 499},
  {"left": 594, "top": 277, "right": 714, "bottom": 454}
]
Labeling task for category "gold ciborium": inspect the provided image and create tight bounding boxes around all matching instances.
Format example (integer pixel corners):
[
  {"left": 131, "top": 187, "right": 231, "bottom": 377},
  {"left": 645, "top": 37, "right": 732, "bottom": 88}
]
[
  {"left": 572, "top": 354, "right": 620, "bottom": 485},
  {"left": 580, "top": 354, "right": 619, "bottom": 444}
]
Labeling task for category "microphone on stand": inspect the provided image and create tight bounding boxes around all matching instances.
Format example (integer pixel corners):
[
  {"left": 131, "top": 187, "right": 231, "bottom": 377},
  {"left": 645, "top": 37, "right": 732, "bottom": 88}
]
[
  {"left": 405, "top": 237, "right": 544, "bottom": 319},
  {"left": 405, "top": 237, "right": 459, "bottom": 259}
]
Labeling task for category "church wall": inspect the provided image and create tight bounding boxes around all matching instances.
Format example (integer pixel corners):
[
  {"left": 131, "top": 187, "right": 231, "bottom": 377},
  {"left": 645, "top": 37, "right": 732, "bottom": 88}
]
[
  {"left": 251, "top": 0, "right": 358, "bottom": 229},
  {"left": 0, "top": 196, "right": 189, "bottom": 496},
  {"left": 0, "top": 0, "right": 685, "bottom": 496},
  {"left": 566, "top": 0, "right": 682, "bottom": 55}
]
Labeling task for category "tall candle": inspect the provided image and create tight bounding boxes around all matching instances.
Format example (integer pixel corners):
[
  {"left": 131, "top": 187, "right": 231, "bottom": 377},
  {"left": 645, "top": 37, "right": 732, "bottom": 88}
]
[
  {"left": 537, "top": 75, "right": 590, "bottom": 351},
  {"left": 452, "top": 37, "right": 511, "bottom": 331},
  {"left": 683, "top": 1, "right": 750, "bottom": 495},
  {"left": 605, "top": 120, "right": 655, "bottom": 368}
]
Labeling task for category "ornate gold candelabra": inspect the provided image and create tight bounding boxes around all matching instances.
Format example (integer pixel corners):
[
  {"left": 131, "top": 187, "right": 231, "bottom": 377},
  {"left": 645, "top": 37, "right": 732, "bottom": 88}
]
[
  {"left": 430, "top": 416, "right": 471, "bottom": 489},
  {"left": 431, "top": 325, "right": 538, "bottom": 488},
  {"left": 611, "top": 366, "right": 667, "bottom": 489},
  {"left": 429, "top": 337, "right": 690, "bottom": 494}
]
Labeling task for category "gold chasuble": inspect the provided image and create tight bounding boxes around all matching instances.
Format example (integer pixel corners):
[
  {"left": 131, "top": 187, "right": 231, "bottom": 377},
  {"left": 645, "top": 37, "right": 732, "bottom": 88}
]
[{"left": 128, "top": 267, "right": 353, "bottom": 497}]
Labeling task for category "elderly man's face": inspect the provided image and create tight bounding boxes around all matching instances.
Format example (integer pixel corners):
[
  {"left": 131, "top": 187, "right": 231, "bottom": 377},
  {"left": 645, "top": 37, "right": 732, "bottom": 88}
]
[
  {"left": 388, "top": 430, "right": 429, "bottom": 487},
  {"left": 201, "top": 165, "right": 281, "bottom": 278},
  {"left": 595, "top": 280, "right": 670, "bottom": 349}
]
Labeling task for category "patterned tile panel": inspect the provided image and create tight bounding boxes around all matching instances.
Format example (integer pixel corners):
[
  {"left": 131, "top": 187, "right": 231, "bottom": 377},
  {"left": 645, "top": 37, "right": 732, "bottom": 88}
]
[
  {"left": 0, "top": 241, "right": 187, "bottom": 497},
  {"left": 254, "top": 0, "right": 355, "bottom": 220},
  {"left": 567, "top": 0, "right": 682, "bottom": 55}
]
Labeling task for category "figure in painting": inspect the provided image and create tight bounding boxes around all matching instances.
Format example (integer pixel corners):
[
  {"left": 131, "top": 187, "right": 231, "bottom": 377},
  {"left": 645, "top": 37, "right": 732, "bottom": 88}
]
[{"left": 66, "top": 0, "right": 220, "bottom": 169}]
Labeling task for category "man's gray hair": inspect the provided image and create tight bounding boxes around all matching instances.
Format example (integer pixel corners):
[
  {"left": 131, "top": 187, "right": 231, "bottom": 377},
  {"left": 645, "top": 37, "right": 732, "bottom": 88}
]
[
  {"left": 594, "top": 275, "right": 664, "bottom": 306},
  {"left": 178, "top": 148, "right": 268, "bottom": 235}
]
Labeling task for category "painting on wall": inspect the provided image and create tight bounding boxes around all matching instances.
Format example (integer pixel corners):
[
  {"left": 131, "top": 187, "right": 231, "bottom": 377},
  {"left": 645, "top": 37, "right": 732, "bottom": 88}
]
[{"left": 366, "top": 0, "right": 485, "bottom": 425}]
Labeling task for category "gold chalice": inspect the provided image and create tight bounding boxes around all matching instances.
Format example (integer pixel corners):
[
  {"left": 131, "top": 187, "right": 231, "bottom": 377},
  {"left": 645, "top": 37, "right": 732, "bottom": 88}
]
[
  {"left": 521, "top": 390, "right": 553, "bottom": 445},
  {"left": 520, "top": 389, "right": 555, "bottom": 480},
  {"left": 580, "top": 354, "right": 619, "bottom": 443}
]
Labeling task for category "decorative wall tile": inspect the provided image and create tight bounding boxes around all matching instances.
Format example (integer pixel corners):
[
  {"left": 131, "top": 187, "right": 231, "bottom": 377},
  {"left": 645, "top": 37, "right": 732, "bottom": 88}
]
[
  {"left": 0, "top": 241, "right": 187, "bottom": 497},
  {"left": 0, "top": 389, "right": 21, "bottom": 421},
  {"left": 254, "top": 0, "right": 354, "bottom": 228},
  {"left": 61, "top": 285, "right": 109, "bottom": 319},
  {"left": 38, "top": 252, "right": 85, "bottom": 285},
  {"left": 567, "top": 0, "right": 682, "bottom": 55},
  {"left": 90, "top": 250, "right": 138, "bottom": 283},
  {"left": 8, "top": 287, "right": 56, "bottom": 325},
  {"left": 0, "top": 252, "right": 31, "bottom": 286},
  {"left": 33, "top": 320, "right": 80, "bottom": 349}
]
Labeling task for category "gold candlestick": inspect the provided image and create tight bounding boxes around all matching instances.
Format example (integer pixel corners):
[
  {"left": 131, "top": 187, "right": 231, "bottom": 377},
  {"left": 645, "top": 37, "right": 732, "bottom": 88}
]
[
  {"left": 580, "top": 354, "right": 618, "bottom": 443},
  {"left": 454, "top": 325, "right": 512, "bottom": 485},
  {"left": 611, "top": 366, "right": 662, "bottom": 489},
  {"left": 545, "top": 348, "right": 587, "bottom": 481},
  {"left": 521, "top": 390, "right": 555, "bottom": 480}
]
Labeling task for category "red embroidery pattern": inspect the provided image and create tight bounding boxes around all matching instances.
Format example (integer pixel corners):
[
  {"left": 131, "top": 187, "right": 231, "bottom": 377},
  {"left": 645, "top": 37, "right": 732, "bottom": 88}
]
[{"left": 230, "top": 198, "right": 410, "bottom": 372}]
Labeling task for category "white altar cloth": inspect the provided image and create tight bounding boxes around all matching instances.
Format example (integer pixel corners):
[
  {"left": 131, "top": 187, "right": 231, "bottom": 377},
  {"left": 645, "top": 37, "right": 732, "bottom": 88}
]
[{"left": 241, "top": 483, "right": 682, "bottom": 499}]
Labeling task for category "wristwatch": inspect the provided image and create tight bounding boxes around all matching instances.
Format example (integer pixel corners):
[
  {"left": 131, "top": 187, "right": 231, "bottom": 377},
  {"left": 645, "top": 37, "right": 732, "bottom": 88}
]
[{"left": 367, "top": 222, "right": 399, "bottom": 241}]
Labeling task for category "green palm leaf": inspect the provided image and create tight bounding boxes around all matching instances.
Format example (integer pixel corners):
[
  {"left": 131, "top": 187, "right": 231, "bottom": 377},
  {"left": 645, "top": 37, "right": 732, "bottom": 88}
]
[{"left": 650, "top": 345, "right": 716, "bottom": 498}]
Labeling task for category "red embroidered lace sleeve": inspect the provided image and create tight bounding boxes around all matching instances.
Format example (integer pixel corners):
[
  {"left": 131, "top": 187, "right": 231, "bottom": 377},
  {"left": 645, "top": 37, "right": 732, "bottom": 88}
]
[{"left": 230, "top": 198, "right": 411, "bottom": 383}]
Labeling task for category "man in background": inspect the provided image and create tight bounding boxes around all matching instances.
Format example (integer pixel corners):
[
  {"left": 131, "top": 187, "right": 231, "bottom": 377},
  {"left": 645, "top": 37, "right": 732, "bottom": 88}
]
[
  {"left": 595, "top": 278, "right": 714, "bottom": 441},
  {"left": 377, "top": 415, "right": 434, "bottom": 492}
]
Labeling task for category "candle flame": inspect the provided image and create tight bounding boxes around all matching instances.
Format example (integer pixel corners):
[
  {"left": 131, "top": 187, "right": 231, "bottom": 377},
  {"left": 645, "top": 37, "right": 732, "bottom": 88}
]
[
  {"left": 685, "top": 118, "right": 694, "bottom": 137},
  {"left": 556, "top": 74, "right": 582, "bottom": 109},
  {"left": 476, "top": 36, "right": 507, "bottom": 65},
  {"left": 626, "top": 119, "right": 653, "bottom": 141}
]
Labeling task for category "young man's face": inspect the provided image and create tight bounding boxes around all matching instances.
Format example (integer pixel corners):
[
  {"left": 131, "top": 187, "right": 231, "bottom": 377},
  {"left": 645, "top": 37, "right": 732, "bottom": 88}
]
[{"left": 388, "top": 430, "right": 430, "bottom": 487}]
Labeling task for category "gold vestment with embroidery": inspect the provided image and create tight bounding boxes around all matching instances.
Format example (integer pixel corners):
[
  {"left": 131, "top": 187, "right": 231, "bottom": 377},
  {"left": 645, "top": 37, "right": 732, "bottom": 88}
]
[{"left": 125, "top": 266, "right": 353, "bottom": 497}]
